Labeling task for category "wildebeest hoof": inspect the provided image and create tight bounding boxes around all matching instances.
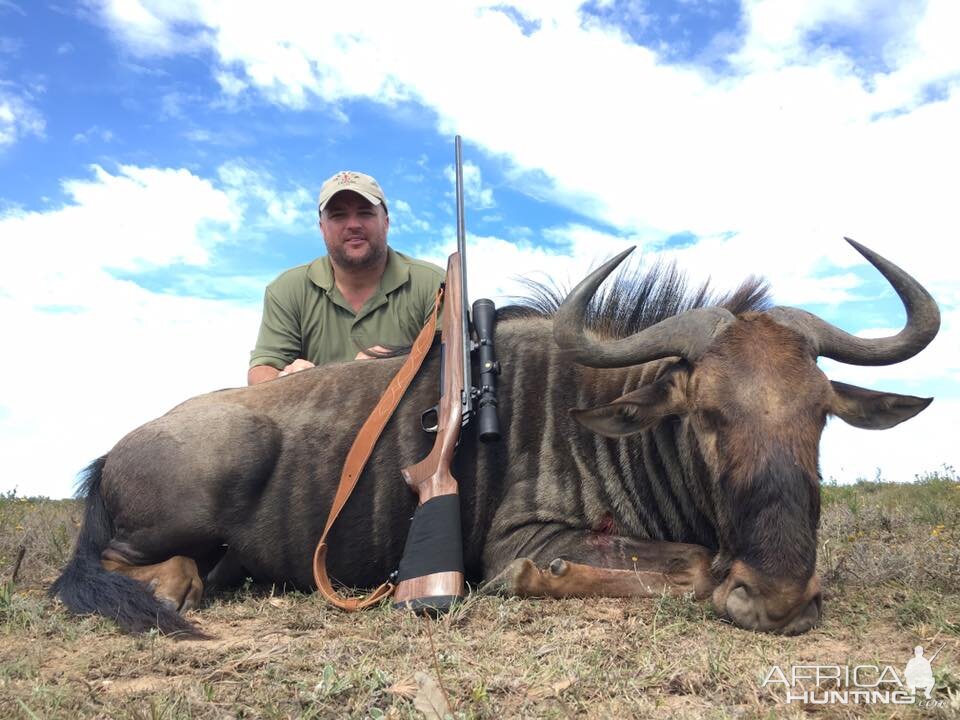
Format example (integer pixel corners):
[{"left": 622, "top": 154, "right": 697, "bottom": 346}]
[
  {"left": 145, "top": 575, "right": 191, "bottom": 613},
  {"left": 157, "top": 595, "right": 179, "bottom": 613},
  {"left": 478, "top": 558, "right": 537, "bottom": 596},
  {"left": 103, "top": 555, "right": 204, "bottom": 614},
  {"left": 149, "top": 557, "right": 204, "bottom": 613},
  {"left": 492, "top": 558, "right": 574, "bottom": 598}
]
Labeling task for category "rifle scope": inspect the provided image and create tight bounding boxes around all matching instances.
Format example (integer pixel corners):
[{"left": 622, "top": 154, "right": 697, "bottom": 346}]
[{"left": 472, "top": 298, "right": 501, "bottom": 442}]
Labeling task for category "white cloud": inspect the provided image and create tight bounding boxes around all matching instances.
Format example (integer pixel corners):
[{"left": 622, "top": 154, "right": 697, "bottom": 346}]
[
  {"left": 735, "top": 0, "right": 889, "bottom": 67},
  {"left": 159, "top": 90, "right": 189, "bottom": 119},
  {"left": 390, "top": 198, "right": 432, "bottom": 235},
  {"left": 181, "top": 126, "right": 253, "bottom": 148},
  {"left": 95, "top": 0, "right": 208, "bottom": 56},
  {"left": 419, "top": 223, "right": 692, "bottom": 308},
  {"left": 0, "top": 86, "right": 44, "bottom": 148},
  {"left": 216, "top": 160, "right": 311, "bottom": 228},
  {"left": 86, "top": 2, "right": 960, "bottom": 280},
  {"left": 869, "top": 0, "right": 960, "bottom": 110},
  {"left": 0, "top": 0, "right": 24, "bottom": 16},
  {"left": 0, "top": 36, "right": 23, "bottom": 55},
  {"left": 444, "top": 160, "right": 496, "bottom": 210},
  {"left": 215, "top": 69, "right": 247, "bottom": 97},
  {"left": 5, "top": 164, "right": 234, "bottom": 283},
  {"left": 0, "top": 291, "right": 260, "bottom": 499},
  {"left": 183, "top": 128, "right": 212, "bottom": 142},
  {"left": 820, "top": 397, "right": 960, "bottom": 483},
  {"left": 72, "top": 125, "right": 115, "bottom": 143},
  {"left": 0, "top": 163, "right": 265, "bottom": 498}
]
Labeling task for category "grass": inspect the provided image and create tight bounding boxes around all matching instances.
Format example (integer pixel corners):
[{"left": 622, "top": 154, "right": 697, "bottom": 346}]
[{"left": 1, "top": 475, "right": 959, "bottom": 719}]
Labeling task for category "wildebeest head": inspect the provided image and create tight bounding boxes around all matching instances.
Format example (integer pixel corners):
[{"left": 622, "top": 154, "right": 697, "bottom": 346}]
[{"left": 554, "top": 239, "right": 940, "bottom": 634}]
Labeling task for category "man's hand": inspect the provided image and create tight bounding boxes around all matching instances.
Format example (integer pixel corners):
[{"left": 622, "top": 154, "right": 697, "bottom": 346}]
[
  {"left": 278, "top": 358, "right": 316, "bottom": 377},
  {"left": 248, "top": 359, "right": 315, "bottom": 385},
  {"left": 248, "top": 365, "right": 279, "bottom": 385},
  {"left": 249, "top": 348, "right": 387, "bottom": 386},
  {"left": 355, "top": 345, "right": 390, "bottom": 360}
]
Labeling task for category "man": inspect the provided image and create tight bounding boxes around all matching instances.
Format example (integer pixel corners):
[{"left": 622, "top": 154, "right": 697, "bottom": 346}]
[{"left": 248, "top": 170, "right": 445, "bottom": 385}]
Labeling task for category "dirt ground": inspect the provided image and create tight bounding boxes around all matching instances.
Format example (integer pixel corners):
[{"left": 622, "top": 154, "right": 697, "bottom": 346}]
[{"left": 2, "top": 477, "right": 959, "bottom": 719}]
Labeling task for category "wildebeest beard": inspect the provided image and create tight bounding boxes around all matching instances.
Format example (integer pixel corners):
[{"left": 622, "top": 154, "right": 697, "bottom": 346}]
[{"left": 719, "top": 450, "right": 821, "bottom": 581}]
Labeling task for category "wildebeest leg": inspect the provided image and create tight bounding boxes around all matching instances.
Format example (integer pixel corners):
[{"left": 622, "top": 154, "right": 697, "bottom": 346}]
[
  {"left": 482, "top": 529, "right": 716, "bottom": 600},
  {"left": 204, "top": 548, "right": 247, "bottom": 591},
  {"left": 101, "top": 554, "right": 203, "bottom": 612}
]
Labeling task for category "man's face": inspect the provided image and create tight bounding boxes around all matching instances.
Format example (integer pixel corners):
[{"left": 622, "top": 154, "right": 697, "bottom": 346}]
[{"left": 319, "top": 191, "right": 389, "bottom": 270}]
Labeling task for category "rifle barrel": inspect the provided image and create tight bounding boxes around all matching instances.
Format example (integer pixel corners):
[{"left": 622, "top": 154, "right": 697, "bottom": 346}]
[
  {"left": 455, "top": 136, "right": 466, "bottom": 253},
  {"left": 454, "top": 135, "right": 473, "bottom": 420}
]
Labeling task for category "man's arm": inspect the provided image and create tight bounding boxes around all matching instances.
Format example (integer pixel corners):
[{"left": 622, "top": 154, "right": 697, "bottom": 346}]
[
  {"left": 249, "top": 358, "right": 321, "bottom": 385},
  {"left": 249, "top": 346, "right": 387, "bottom": 386},
  {"left": 249, "top": 285, "right": 303, "bottom": 384},
  {"left": 248, "top": 365, "right": 281, "bottom": 385}
]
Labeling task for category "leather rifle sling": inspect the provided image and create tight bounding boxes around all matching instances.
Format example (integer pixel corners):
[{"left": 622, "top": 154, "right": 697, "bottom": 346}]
[{"left": 313, "top": 285, "right": 444, "bottom": 611}]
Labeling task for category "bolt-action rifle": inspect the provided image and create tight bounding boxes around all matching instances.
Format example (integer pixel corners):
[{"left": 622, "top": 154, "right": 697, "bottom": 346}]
[
  {"left": 312, "top": 136, "right": 500, "bottom": 613},
  {"left": 393, "top": 135, "right": 501, "bottom": 613}
]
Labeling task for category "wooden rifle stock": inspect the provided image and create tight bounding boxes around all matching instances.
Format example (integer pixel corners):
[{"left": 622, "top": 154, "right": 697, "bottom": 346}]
[{"left": 393, "top": 251, "right": 467, "bottom": 612}]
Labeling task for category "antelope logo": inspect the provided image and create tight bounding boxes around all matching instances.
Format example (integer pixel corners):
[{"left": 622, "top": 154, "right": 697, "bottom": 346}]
[{"left": 904, "top": 645, "right": 940, "bottom": 700}]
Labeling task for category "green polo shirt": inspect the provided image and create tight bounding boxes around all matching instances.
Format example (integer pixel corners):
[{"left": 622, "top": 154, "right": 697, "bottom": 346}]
[{"left": 250, "top": 248, "right": 445, "bottom": 368}]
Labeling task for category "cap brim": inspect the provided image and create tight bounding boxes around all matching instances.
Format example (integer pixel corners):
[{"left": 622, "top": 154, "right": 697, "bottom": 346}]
[{"left": 319, "top": 188, "right": 383, "bottom": 211}]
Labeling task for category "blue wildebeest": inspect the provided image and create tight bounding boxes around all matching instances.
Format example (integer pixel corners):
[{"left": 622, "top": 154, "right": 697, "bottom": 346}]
[{"left": 52, "top": 239, "right": 939, "bottom": 636}]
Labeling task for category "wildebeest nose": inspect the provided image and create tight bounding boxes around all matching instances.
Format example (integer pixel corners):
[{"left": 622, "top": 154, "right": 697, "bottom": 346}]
[
  {"left": 726, "top": 584, "right": 823, "bottom": 635},
  {"left": 715, "top": 573, "right": 822, "bottom": 634},
  {"left": 723, "top": 583, "right": 759, "bottom": 629},
  {"left": 779, "top": 591, "right": 823, "bottom": 636}
]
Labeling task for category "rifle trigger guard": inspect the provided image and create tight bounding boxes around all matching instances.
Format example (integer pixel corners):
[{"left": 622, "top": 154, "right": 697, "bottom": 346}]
[{"left": 420, "top": 405, "right": 439, "bottom": 433}]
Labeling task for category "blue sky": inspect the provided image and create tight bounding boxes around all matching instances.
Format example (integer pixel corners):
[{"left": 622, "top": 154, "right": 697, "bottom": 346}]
[{"left": 1, "top": 0, "right": 958, "bottom": 498}]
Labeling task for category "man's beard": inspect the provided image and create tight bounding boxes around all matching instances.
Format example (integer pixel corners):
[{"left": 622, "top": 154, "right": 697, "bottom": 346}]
[{"left": 329, "top": 238, "right": 387, "bottom": 270}]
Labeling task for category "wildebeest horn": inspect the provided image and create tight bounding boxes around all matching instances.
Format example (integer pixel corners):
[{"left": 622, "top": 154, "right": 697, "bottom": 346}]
[
  {"left": 766, "top": 238, "right": 940, "bottom": 366},
  {"left": 554, "top": 247, "right": 735, "bottom": 368}
]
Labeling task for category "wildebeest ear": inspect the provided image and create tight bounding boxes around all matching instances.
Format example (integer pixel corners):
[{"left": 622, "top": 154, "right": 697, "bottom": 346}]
[
  {"left": 829, "top": 380, "right": 933, "bottom": 430},
  {"left": 571, "top": 379, "right": 685, "bottom": 438}
]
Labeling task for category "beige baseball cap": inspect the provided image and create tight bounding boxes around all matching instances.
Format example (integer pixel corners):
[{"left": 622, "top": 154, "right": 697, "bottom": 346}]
[{"left": 317, "top": 170, "right": 388, "bottom": 214}]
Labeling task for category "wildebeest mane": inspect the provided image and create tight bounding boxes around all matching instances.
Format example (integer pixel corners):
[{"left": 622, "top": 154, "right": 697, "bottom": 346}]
[{"left": 497, "top": 258, "right": 771, "bottom": 339}]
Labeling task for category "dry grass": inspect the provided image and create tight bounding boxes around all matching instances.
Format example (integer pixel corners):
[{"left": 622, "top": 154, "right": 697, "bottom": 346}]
[{"left": 2, "top": 475, "right": 959, "bottom": 720}]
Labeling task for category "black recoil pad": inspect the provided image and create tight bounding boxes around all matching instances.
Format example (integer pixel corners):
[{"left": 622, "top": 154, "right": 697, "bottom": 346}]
[{"left": 396, "top": 494, "right": 464, "bottom": 581}]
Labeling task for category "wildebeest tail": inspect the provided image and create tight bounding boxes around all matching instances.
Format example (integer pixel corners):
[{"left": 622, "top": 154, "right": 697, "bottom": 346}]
[{"left": 49, "top": 456, "right": 205, "bottom": 638}]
